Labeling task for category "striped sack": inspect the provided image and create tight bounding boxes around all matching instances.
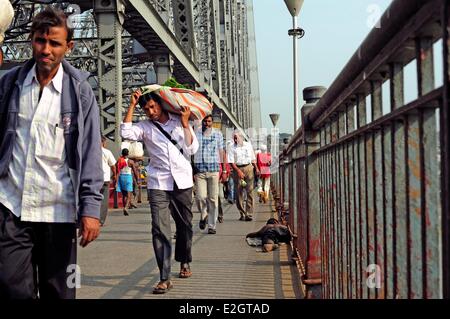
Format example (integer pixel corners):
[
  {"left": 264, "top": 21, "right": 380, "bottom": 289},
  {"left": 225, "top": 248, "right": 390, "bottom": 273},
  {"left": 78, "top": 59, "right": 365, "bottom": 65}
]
[{"left": 140, "top": 84, "right": 213, "bottom": 121}]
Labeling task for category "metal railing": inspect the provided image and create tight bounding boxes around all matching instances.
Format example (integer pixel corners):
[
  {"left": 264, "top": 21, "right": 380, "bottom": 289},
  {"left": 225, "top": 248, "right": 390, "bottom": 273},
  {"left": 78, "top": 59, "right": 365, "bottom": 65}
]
[{"left": 272, "top": 0, "right": 449, "bottom": 299}]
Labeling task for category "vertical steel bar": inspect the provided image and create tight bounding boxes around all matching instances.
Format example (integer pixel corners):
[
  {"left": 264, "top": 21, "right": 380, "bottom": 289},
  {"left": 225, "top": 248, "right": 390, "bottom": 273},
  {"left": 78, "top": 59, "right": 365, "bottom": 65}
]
[
  {"left": 371, "top": 81, "right": 383, "bottom": 120},
  {"left": 326, "top": 123, "right": 335, "bottom": 298},
  {"left": 319, "top": 151, "right": 325, "bottom": 298},
  {"left": 359, "top": 133, "right": 368, "bottom": 299},
  {"left": 334, "top": 154, "right": 341, "bottom": 299},
  {"left": 353, "top": 136, "right": 361, "bottom": 298},
  {"left": 394, "top": 117, "right": 408, "bottom": 298},
  {"left": 358, "top": 94, "right": 367, "bottom": 128},
  {"left": 366, "top": 131, "right": 375, "bottom": 299},
  {"left": 423, "top": 108, "right": 442, "bottom": 298},
  {"left": 338, "top": 111, "right": 348, "bottom": 298},
  {"left": 347, "top": 104, "right": 356, "bottom": 298},
  {"left": 374, "top": 128, "right": 385, "bottom": 298},
  {"left": 332, "top": 118, "right": 341, "bottom": 298},
  {"left": 384, "top": 123, "right": 394, "bottom": 299},
  {"left": 390, "top": 63, "right": 405, "bottom": 110},
  {"left": 325, "top": 122, "right": 334, "bottom": 298},
  {"left": 371, "top": 78, "right": 383, "bottom": 299},
  {"left": 357, "top": 94, "right": 367, "bottom": 298},
  {"left": 319, "top": 127, "right": 326, "bottom": 297},
  {"left": 416, "top": 37, "right": 435, "bottom": 97},
  {"left": 326, "top": 148, "right": 333, "bottom": 298}
]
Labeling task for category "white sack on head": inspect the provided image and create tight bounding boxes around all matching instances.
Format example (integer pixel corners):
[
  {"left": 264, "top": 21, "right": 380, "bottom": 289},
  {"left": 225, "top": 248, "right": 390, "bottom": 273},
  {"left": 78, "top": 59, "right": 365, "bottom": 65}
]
[{"left": 0, "top": 0, "right": 14, "bottom": 44}]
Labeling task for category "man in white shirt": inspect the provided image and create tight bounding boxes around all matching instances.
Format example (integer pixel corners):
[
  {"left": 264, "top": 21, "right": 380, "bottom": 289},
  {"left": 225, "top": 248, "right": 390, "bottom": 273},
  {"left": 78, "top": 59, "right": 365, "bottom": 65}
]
[
  {"left": 121, "top": 88, "right": 199, "bottom": 294},
  {"left": 228, "top": 130, "right": 260, "bottom": 221},
  {"left": 100, "top": 136, "right": 117, "bottom": 226}
]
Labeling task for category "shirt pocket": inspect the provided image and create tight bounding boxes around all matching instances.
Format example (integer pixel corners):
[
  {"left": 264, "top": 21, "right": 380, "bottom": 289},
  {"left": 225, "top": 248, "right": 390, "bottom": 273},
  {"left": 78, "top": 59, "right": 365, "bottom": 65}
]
[{"left": 34, "top": 121, "right": 66, "bottom": 163}]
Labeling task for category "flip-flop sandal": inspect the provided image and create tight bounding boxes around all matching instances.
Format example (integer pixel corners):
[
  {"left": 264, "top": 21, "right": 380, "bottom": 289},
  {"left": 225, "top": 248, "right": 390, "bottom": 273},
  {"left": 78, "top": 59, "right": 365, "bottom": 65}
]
[
  {"left": 153, "top": 280, "right": 173, "bottom": 294},
  {"left": 179, "top": 268, "right": 192, "bottom": 278}
]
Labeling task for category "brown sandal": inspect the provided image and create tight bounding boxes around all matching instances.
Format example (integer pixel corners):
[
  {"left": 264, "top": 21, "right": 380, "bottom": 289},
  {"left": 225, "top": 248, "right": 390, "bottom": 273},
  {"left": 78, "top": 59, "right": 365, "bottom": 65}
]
[
  {"left": 179, "top": 268, "right": 192, "bottom": 278},
  {"left": 153, "top": 280, "right": 173, "bottom": 294}
]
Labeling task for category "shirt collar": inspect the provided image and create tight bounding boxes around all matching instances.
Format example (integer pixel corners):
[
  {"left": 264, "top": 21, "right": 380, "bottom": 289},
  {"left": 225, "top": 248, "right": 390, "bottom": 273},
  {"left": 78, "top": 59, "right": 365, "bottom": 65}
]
[
  {"left": 23, "top": 63, "right": 64, "bottom": 94},
  {"left": 159, "top": 112, "right": 177, "bottom": 126}
]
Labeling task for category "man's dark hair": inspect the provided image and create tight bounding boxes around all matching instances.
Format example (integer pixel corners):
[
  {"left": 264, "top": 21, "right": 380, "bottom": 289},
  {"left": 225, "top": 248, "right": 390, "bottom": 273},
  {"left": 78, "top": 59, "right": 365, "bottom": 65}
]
[
  {"left": 101, "top": 136, "right": 107, "bottom": 143},
  {"left": 138, "top": 91, "right": 164, "bottom": 109},
  {"left": 121, "top": 148, "right": 129, "bottom": 157},
  {"left": 203, "top": 115, "right": 213, "bottom": 122},
  {"left": 31, "top": 6, "right": 74, "bottom": 42}
]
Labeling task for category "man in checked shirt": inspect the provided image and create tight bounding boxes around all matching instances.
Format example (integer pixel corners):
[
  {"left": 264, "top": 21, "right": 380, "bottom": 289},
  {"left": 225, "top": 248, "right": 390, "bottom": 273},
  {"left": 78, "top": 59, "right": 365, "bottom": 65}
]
[
  {"left": 193, "top": 115, "right": 229, "bottom": 234},
  {"left": 0, "top": 7, "right": 103, "bottom": 299}
]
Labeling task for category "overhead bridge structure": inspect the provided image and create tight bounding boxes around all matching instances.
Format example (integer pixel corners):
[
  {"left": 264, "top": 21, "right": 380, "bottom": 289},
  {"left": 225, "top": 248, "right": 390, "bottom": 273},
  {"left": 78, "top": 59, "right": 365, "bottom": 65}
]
[{"left": 2, "top": 0, "right": 261, "bottom": 153}]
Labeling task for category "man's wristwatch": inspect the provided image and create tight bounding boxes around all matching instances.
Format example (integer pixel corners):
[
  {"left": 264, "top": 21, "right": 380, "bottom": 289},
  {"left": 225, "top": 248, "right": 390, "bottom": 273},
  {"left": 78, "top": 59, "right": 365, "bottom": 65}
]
[{"left": 222, "top": 170, "right": 227, "bottom": 173}]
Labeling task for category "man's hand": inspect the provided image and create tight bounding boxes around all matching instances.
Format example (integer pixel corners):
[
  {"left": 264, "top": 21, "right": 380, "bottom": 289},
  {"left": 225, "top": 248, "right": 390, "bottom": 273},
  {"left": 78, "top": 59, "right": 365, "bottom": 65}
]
[
  {"left": 180, "top": 105, "right": 191, "bottom": 128},
  {"left": 130, "top": 89, "right": 142, "bottom": 107},
  {"left": 237, "top": 169, "right": 245, "bottom": 180},
  {"left": 78, "top": 216, "right": 100, "bottom": 247}
]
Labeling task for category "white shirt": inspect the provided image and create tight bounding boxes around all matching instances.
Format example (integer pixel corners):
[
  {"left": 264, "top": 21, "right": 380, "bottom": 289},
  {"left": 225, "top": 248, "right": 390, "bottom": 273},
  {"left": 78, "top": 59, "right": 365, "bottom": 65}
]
[
  {"left": 227, "top": 140, "right": 256, "bottom": 165},
  {"left": 120, "top": 114, "right": 199, "bottom": 191},
  {"left": 102, "top": 147, "right": 116, "bottom": 182},
  {"left": 0, "top": 64, "right": 77, "bottom": 223}
]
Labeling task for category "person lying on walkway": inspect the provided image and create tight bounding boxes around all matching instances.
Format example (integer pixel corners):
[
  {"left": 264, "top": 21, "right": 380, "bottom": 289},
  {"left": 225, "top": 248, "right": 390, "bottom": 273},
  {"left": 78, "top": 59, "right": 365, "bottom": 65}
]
[
  {"left": 121, "top": 88, "right": 199, "bottom": 294},
  {"left": 246, "top": 218, "right": 292, "bottom": 252}
]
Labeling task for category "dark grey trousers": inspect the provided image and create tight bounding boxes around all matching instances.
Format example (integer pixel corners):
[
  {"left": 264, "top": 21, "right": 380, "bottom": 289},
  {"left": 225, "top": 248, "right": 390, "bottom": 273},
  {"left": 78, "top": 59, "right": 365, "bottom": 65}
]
[
  {"left": 0, "top": 204, "right": 77, "bottom": 299},
  {"left": 148, "top": 185, "right": 193, "bottom": 281},
  {"left": 100, "top": 181, "right": 110, "bottom": 225}
]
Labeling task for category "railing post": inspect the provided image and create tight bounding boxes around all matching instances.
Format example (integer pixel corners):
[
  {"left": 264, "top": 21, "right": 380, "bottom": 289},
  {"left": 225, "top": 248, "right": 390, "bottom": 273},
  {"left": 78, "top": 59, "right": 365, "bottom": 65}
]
[{"left": 301, "top": 87, "right": 326, "bottom": 298}]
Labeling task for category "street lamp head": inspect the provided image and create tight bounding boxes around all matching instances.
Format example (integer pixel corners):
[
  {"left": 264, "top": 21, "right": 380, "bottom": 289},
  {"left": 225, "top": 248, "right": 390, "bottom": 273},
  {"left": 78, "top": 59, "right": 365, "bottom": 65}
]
[
  {"left": 269, "top": 113, "right": 280, "bottom": 127},
  {"left": 284, "top": 0, "right": 304, "bottom": 17}
]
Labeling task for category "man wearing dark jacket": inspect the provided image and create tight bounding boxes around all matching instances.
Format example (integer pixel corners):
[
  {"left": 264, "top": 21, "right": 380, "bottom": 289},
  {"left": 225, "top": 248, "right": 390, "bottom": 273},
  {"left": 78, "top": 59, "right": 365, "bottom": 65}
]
[{"left": 0, "top": 7, "right": 103, "bottom": 299}]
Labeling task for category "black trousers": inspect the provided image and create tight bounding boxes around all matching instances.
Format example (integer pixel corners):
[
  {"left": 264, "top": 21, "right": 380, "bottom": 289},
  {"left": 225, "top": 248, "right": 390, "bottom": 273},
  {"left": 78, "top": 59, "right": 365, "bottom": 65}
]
[
  {"left": 147, "top": 184, "right": 193, "bottom": 281},
  {"left": 0, "top": 204, "right": 77, "bottom": 299}
]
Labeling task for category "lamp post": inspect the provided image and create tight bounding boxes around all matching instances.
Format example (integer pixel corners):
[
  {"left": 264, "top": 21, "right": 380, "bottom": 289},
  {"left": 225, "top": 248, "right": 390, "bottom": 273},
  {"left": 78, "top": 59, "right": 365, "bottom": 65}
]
[
  {"left": 284, "top": 0, "right": 304, "bottom": 132},
  {"left": 269, "top": 113, "right": 280, "bottom": 153},
  {"left": 269, "top": 113, "right": 280, "bottom": 184}
]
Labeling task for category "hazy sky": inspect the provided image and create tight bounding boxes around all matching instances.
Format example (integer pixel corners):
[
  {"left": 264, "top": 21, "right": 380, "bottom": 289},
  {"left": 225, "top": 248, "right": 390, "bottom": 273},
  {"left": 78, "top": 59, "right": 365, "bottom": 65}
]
[{"left": 253, "top": 0, "right": 393, "bottom": 134}]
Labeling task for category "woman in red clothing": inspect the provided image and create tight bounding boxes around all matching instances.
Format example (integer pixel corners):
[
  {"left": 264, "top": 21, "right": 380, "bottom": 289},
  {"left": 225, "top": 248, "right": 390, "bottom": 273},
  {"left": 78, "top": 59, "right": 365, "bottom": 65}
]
[{"left": 256, "top": 144, "right": 271, "bottom": 203}]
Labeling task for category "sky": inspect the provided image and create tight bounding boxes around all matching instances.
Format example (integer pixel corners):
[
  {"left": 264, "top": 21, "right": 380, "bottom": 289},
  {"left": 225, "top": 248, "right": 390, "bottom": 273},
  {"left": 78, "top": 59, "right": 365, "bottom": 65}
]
[{"left": 253, "top": 0, "right": 393, "bottom": 134}]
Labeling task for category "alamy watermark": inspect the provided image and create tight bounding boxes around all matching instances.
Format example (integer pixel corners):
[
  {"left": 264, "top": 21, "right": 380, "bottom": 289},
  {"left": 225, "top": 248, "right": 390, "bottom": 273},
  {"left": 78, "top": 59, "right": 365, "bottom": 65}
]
[
  {"left": 66, "top": 264, "right": 81, "bottom": 289},
  {"left": 366, "top": 264, "right": 382, "bottom": 289},
  {"left": 366, "top": 4, "right": 382, "bottom": 29}
]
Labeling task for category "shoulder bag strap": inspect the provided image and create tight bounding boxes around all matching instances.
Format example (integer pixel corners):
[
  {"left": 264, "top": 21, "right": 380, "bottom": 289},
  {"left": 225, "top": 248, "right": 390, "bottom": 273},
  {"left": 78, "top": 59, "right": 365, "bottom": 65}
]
[{"left": 151, "top": 120, "right": 184, "bottom": 155}]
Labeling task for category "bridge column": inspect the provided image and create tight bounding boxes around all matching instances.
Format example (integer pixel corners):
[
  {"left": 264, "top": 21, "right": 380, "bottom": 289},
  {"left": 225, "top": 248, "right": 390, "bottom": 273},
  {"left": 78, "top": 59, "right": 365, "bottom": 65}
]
[
  {"left": 300, "top": 86, "right": 326, "bottom": 298},
  {"left": 94, "top": 0, "right": 126, "bottom": 155},
  {"left": 154, "top": 54, "right": 173, "bottom": 84}
]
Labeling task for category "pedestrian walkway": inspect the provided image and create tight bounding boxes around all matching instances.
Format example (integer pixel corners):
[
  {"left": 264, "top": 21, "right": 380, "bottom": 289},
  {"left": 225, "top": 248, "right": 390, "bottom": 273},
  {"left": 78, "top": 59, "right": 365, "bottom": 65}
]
[{"left": 77, "top": 192, "right": 303, "bottom": 299}]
